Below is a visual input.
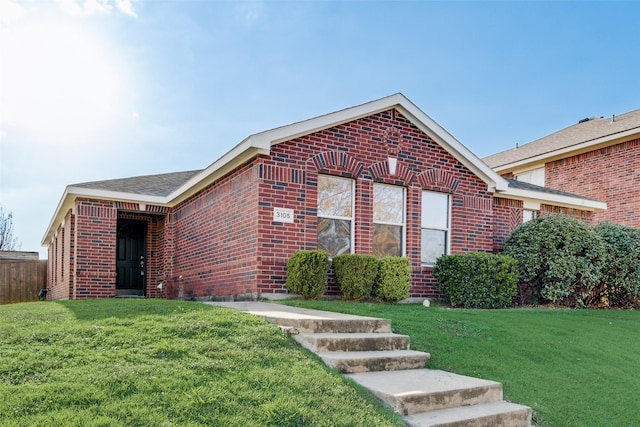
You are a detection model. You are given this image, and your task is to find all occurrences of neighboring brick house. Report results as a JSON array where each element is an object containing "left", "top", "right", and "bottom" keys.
[
  {"left": 484, "top": 108, "right": 640, "bottom": 227},
  {"left": 42, "top": 94, "right": 605, "bottom": 300}
]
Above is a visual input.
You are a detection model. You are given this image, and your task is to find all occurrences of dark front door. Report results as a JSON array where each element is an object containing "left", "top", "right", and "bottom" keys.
[{"left": 116, "top": 219, "right": 147, "bottom": 296}]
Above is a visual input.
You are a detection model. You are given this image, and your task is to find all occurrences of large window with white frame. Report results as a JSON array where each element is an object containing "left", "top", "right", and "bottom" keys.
[
  {"left": 421, "top": 191, "right": 450, "bottom": 265},
  {"left": 373, "top": 183, "right": 405, "bottom": 257},
  {"left": 317, "top": 175, "right": 354, "bottom": 257}
]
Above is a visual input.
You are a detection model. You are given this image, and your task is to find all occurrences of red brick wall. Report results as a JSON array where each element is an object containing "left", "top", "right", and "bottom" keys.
[
  {"left": 73, "top": 199, "right": 117, "bottom": 298},
  {"left": 539, "top": 204, "right": 594, "bottom": 224},
  {"left": 169, "top": 163, "right": 260, "bottom": 298},
  {"left": 50, "top": 109, "right": 610, "bottom": 301},
  {"left": 255, "top": 109, "right": 496, "bottom": 297},
  {"left": 492, "top": 197, "right": 523, "bottom": 252},
  {"left": 545, "top": 137, "right": 640, "bottom": 227},
  {"left": 48, "top": 209, "right": 75, "bottom": 300}
]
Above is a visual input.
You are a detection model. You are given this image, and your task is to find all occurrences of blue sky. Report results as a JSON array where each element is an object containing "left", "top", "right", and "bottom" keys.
[{"left": 1, "top": 0, "right": 639, "bottom": 256}]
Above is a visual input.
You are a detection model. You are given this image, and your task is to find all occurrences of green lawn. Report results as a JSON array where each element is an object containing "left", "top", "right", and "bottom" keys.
[
  {"left": 0, "top": 299, "right": 404, "bottom": 427},
  {"left": 280, "top": 299, "right": 640, "bottom": 427}
]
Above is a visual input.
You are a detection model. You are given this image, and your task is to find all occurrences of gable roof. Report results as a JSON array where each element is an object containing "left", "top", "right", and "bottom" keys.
[
  {"left": 42, "top": 94, "right": 605, "bottom": 246},
  {"left": 484, "top": 108, "right": 640, "bottom": 171},
  {"left": 166, "top": 93, "right": 510, "bottom": 204},
  {"left": 72, "top": 170, "right": 202, "bottom": 197}
]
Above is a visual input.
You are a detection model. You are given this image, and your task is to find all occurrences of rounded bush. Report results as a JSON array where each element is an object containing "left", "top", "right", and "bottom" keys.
[
  {"left": 375, "top": 257, "right": 411, "bottom": 303},
  {"left": 593, "top": 222, "right": 640, "bottom": 308},
  {"left": 285, "top": 250, "right": 330, "bottom": 299},
  {"left": 433, "top": 252, "right": 518, "bottom": 308},
  {"left": 503, "top": 214, "right": 605, "bottom": 307},
  {"left": 332, "top": 254, "right": 379, "bottom": 300}
]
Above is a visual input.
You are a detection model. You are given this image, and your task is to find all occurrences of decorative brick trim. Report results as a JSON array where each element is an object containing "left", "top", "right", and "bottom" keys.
[
  {"left": 368, "top": 160, "right": 414, "bottom": 185},
  {"left": 308, "top": 151, "right": 364, "bottom": 177},
  {"left": 462, "top": 196, "right": 492, "bottom": 211},
  {"left": 76, "top": 200, "right": 115, "bottom": 218},
  {"left": 493, "top": 197, "right": 521, "bottom": 207},
  {"left": 417, "top": 169, "right": 459, "bottom": 193},
  {"left": 259, "top": 164, "right": 304, "bottom": 184},
  {"left": 382, "top": 125, "right": 404, "bottom": 156},
  {"left": 115, "top": 202, "right": 169, "bottom": 214}
]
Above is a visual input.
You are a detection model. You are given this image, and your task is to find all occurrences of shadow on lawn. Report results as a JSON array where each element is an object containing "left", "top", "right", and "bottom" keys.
[{"left": 55, "top": 298, "right": 211, "bottom": 321}]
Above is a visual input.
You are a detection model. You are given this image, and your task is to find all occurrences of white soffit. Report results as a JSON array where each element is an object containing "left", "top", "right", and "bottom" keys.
[{"left": 500, "top": 187, "right": 607, "bottom": 211}]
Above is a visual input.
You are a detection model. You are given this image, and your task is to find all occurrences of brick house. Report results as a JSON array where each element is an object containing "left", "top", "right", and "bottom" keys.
[
  {"left": 484, "top": 108, "right": 639, "bottom": 226},
  {"left": 42, "top": 94, "right": 605, "bottom": 300}
]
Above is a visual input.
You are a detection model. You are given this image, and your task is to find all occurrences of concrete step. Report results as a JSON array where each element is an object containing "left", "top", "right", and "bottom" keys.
[
  {"left": 295, "top": 332, "right": 411, "bottom": 352},
  {"left": 404, "top": 400, "right": 532, "bottom": 427},
  {"left": 318, "top": 349, "right": 430, "bottom": 373},
  {"left": 211, "top": 302, "right": 533, "bottom": 427},
  {"left": 346, "top": 369, "right": 503, "bottom": 415},
  {"left": 211, "top": 301, "right": 392, "bottom": 333},
  {"left": 273, "top": 317, "right": 392, "bottom": 334}
]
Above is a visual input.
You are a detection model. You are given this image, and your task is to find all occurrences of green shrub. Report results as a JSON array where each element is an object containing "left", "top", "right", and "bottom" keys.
[
  {"left": 332, "top": 254, "right": 379, "bottom": 300},
  {"left": 503, "top": 214, "right": 605, "bottom": 307},
  {"left": 285, "top": 250, "right": 330, "bottom": 299},
  {"left": 433, "top": 252, "right": 518, "bottom": 308},
  {"left": 594, "top": 222, "right": 640, "bottom": 308},
  {"left": 375, "top": 257, "right": 411, "bottom": 303}
]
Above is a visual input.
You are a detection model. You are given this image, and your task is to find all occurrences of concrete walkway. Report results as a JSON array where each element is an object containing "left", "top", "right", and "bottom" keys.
[{"left": 208, "top": 301, "right": 532, "bottom": 427}]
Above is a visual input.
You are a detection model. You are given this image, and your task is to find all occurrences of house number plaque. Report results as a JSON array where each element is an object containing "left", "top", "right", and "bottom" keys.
[{"left": 273, "top": 207, "right": 294, "bottom": 223}]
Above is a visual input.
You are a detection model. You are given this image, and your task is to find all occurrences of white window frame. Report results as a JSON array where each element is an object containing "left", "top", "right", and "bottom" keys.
[
  {"left": 523, "top": 209, "right": 539, "bottom": 223},
  {"left": 317, "top": 175, "right": 355, "bottom": 256},
  {"left": 515, "top": 167, "right": 545, "bottom": 187},
  {"left": 523, "top": 201, "right": 540, "bottom": 223},
  {"left": 421, "top": 191, "right": 451, "bottom": 266},
  {"left": 373, "top": 183, "right": 406, "bottom": 257}
]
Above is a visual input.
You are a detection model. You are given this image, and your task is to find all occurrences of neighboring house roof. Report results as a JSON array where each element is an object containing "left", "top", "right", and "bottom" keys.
[
  {"left": 42, "top": 94, "right": 605, "bottom": 246},
  {"left": 483, "top": 108, "right": 640, "bottom": 171}
]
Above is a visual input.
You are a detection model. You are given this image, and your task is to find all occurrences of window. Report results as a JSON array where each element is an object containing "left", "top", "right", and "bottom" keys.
[
  {"left": 523, "top": 209, "right": 538, "bottom": 223},
  {"left": 515, "top": 167, "right": 545, "bottom": 187},
  {"left": 317, "top": 175, "right": 353, "bottom": 256},
  {"left": 373, "top": 183, "right": 405, "bottom": 257},
  {"left": 421, "top": 191, "right": 450, "bottom": 265}
]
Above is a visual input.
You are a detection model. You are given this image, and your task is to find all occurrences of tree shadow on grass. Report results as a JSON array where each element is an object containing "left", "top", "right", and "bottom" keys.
[{"left": 54, "top": 298, "right": 212, "bottom": 321}]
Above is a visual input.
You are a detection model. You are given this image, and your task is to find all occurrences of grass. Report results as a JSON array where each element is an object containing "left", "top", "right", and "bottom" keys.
[
  {"left": 0, "top": 299, "right": 405, "bottom": 427},
  {"left": 280, "top": 299, "right": 640, "bottom": 427}
]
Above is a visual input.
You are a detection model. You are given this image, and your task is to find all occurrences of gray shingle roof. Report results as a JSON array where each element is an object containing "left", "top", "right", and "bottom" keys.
[
  {"left": 483, "top": 108, "right": 640, "bottom": 168},
  {"left": 505, "top": 178, "right": 601, "bottom": 202},
  {"left": 72, "top": 170, "right": 202, "bottom": 197}
]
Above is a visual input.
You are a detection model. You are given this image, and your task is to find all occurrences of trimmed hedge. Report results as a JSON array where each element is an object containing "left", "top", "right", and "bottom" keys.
[
  {"left": 503, "top": 214, "right": 605, "bottom": 307},
  {"left": 285, "top": 250, "right": 330, "bottom": 299},
  {"left": 375, "top": 257, "right": 411, "bottom": 303},
  {"left": 593, "top": 222, "right": 640, "bottom": 308},
  {"left": 332, "top": 254, "right": 379, "bottom": 300},
  {"left": 433, "top": 252, "right": 518, "bottom": 308}
]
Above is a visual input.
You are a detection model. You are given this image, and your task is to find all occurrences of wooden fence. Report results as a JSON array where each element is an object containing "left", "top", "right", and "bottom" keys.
[{"left": 0, "top": 260, "right": 47, "bottom": 305}]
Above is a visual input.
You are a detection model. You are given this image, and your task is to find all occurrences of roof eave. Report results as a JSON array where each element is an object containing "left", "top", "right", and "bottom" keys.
[
  {"left": 247, "top": 93, "right": 509, "bottom": 192},
  {"left": 252, "top": 93, "right": 410, "bottom": 147},
  {"left": 493, "top": 127, "right": 640, "bottom": 173},
  {"left": 42, "top": 187, "right": 171, "bottom": 246},
  {"left": 497, "top": 187, "right": 607, "bottom": 211},
  {"left": 394, "top": 98, "right": 509, "bottom": 192},
  {"left": 167, "top": 143, "right": 269, "bottom": 205}
]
